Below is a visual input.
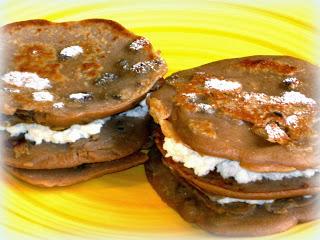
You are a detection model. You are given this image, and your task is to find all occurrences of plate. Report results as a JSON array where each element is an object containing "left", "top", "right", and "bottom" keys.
[{"left": 1, "top": 0, "right": 319, "bottom": 239}]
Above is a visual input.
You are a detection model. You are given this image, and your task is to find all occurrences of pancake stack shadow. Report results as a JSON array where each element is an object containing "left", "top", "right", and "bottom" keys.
[{"left": 0, "top": 19, "right": 167, "bottom": 187}]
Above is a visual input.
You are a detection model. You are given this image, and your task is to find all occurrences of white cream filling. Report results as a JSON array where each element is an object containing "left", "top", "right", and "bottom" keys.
[
  {"left": 208, "top": 195, "right": 313, "bottom": 205},
  {"left": 208, "top": 196, "right": 274, "bottom": 205},
  {"left": 4, "top": 118, "right": 109, "bottom": 145},
  {"left": 1, "top": 100, "right": 148, "bottom": 145},
  {"left": 163, "top": 137, "right": 320, "bottom": 184}
]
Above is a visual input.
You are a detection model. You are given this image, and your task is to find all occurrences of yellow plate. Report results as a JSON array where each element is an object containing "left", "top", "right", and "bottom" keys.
[{"left": 1, "top": 0, "right": 319, "bottom": 239}]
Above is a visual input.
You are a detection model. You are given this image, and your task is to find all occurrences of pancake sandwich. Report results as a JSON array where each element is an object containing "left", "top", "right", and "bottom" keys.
[
  {"left": 146, "top": 55, "right": 320, "bottom": 236},
  {"left": 0, "top": 19, "right": 167, "bottom": 187}
]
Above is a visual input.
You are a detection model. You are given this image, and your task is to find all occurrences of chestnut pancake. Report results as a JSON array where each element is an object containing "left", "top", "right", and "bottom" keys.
[
  {"left": 7, "top": 152, "right": 147, "bottom": 187},
  {"left": 149, "top": 55, "right": 319, "bottom": 172},
  {"left": 1, "top": 93, "right": 151, "bottom": 186},
  {"left": 145, "top": 147, "right": 319, "bottom": 237},
  {"left": 155, "top": 133, "right": 320, "bottom": 200},
  {"left": 0, "top": 19, "right": 167, "bottom": 128},
  {"left": 147, "top": 55, "right": 320, "bottom": 236},
  {"left": 3, "top": 114, "right": 149, "bottom": 169}
]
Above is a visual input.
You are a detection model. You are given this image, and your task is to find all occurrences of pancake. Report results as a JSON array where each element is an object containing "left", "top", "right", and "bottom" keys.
[
  {"left": 145, "top": 147, "right": 319, "bottom": 237},
  {"left": 3, "top": 113, "right": 149, "bottom": 169},
  {"left": 0, "top": 19, "right": 167, "bottom": 128},
  {"left": 149, "top": 55, "right": 320, "bottom": 172},
  {"left": 164, "top": 156, "right": 320, "bottom": 200},
  {"left": 147, "top": 55, "right": 320, "bottom": 236},
  {"left": 154, "top": 133, "right": 320, "bottom": 199},
  {"left": 7, "top": 152, "right": 147, "bottom": 187}
]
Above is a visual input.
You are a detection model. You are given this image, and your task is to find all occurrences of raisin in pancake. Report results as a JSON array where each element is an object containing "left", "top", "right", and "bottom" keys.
[
  {"left": 3, "top": 114, "right": 149, "bottom": 169},
  {"left": 7, "top": 152, "right": 147, "bottom": 187},
  {"left": 149, "top": 55, "right": 320, "bottom": 172},
  {"left": 154, "top": 133, "right": 320, "bottom": 200},
  {"left": 0, "top": 19, "right": 167, "bottom": 128},
  {"left": 145, "top": 147, "right": 319, "bottom": 237}
]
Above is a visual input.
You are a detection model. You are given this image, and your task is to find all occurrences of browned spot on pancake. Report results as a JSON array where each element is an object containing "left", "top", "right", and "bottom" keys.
[
  {"left": 239, "top": 59, "right": 297, "bottom": 75},
  {"left": 7, "top": 151, "right": 148, "bottom": 187},
  {"left": 145, "top": 147, "right": 319, "bottom": 237},
  {"left": 13, "top": 43, "right": 65, "bottom": 82},
  {"left": 188, "top": 119, "right": 216, "bottom": 138},
  {"left": 80, "top": 61, "right": 103, "bottom": 79}
]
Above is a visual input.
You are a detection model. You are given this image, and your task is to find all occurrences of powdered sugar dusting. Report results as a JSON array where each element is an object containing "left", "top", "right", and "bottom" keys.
[
  {"left": 243, "top": 91, "right": 316, "bottom": 106},
  {"left": 286, "top": 115, "right": 299, "bottom": 128},
  {"left": 53, "top": 102, "right": 64, "bottom": 109},
  {"left": 283, "top": 77, "right": 298, "bottom": 85},
  {"left": 131, "top": 58, "right": 163, "bottom": 74},
  {"left": 129, "top": 38, "right": 150, "bottom": 51},
  {"left": 69, "top": 93, "right": 91, "bottom": 101},
  {"left": 265, "top": 123, "right": 287, "bottom": 142},
  {"left": 243, "top": 92, "right": 269, "bottom": 103},
  {"left": 1, "top": 71, "right": 51, "bottom": 90},
  {"left": 197, "top": 103, "right": 215, "bottom": 114},
  {"left": 60, "top": 46, "right": 83, "bottom": 58},
  {"left": 33, "top": 91, "right": 54, "bottom": 102},
  {"left": 204, "top": 78, "right": 241, "bottom": 92},
  {"left": 2, "top": 87, "right": 20, "bottom": 93},
  {"left": 182, "top": 93, "right": 198, "bottom": 103},
  {"left": 281, "top": 91, "right": 316, "bottom": 105}
]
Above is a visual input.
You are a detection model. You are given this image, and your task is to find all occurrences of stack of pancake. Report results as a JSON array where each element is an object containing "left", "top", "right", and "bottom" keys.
[
  {"left": 146, "top": 56, "right": 320, "bottom": 236},
  {"left": 0, "top": 19, "right": 167, "bottom": 187}
]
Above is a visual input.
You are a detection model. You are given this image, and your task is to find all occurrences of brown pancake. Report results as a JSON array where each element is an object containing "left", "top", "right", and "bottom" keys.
[
  {"left": 148, "top": 55, "right": 320, "bottom": 172},
  {"left": 155, "top": 134, "right": 320, "bottom": 199},
  {"left": 6, "top": 152, "right": 147, "bottom": 187},
  {"left": 0, "top": 19, "right": 167, "bottom": 128},
  {"left": 4, "top": 114, "right": 149, "bottom": 169},
  {"left": 145, "top": 147, "right": 319, "bottom": 237}
]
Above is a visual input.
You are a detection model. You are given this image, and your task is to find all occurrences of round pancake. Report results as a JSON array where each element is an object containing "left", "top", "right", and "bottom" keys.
[
  {"left": 154, "top": 135, "right": 320, "bottom": 199},
  {"left": 4, "top": 114, "right": 149, "bottom": 169},
  {"left": 145, "top": 147, "right": 319, "bottom": 237},
  {"left": 6, "top": 152, "right": 147, "bottom": 187},
  {"left": 148, "top": 55, "right": 320, "bottom": 172},
  {"left": 0, "top": 19, "right": 167, "bottom": 128},
  {"left": 164, "top": 157, "right": 320, "bottom": 200}
]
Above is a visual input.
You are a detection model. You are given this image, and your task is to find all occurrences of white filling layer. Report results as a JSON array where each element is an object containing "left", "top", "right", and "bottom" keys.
[
  {"left": 119, "top": 99, "right": 148, "bottom": 118},
  {"left": 1, "top": 100, "right": 148, "bottom": 145},
  {"left": 208, "top": 196, "right": 274, "bottom": 205},
  {"left": 163, "top": 137, "right": 319, "bottom": 184},
  {"left": 209, "top": 195, "right": 313, "bottom": 205},
  {"left": 4, "top": 118, "right": 109, "bottom": 145}
]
